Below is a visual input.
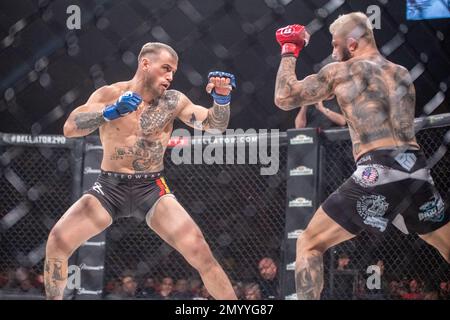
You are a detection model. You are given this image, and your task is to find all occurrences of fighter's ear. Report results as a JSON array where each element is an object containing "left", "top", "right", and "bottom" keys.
[
  {"left": 347, "top": 37, "right": 358, "bottom": 52},
  {"left": 140, "top": 56, "right": 151, "bottom": 70}
]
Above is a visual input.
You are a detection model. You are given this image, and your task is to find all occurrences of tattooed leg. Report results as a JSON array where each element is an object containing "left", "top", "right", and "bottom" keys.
[
  {"left": 295, "top": 252, "right": 324, "bottom": 300},
  {"left": 44, "top": 257, "right": 68, "bottom": 300}
]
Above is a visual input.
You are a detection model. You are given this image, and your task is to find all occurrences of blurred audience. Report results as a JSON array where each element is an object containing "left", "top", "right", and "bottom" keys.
[
  {"left": 256, "top": 257, "right": 280, "bottom": 299},
  {"left": 172, "top": 278, "right": 194, "bottom": 299},
  {"left": 244, "top": 282, "right": 262, "bottom": 300},
  {"left": 155, "top": 276, "right": 175, "bottom": 300}
]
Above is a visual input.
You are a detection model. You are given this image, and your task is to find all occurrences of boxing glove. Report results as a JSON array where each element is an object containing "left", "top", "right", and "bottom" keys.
[
  {"left": 276, "top": 24, "right": 308, "bottom": 58},
  {"left": 207, "top": 71, "right": 236, "bottom": 105},
  {"left": 103, "top": 91, "right": 142, "bottom": 121}
]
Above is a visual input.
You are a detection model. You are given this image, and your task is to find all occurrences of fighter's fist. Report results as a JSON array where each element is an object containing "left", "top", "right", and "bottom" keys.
[
  {"left": 276, "top": 24, "right": 309, "bottom": 58},
  {"left": 103, "top": 91, "right": 142, "bottom": 121},
  {"left": 206, "top": 71, "right": 236, "bottom": 105}
]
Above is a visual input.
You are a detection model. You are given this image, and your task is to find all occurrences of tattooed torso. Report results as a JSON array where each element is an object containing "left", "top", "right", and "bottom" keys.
[
  {"left": 100, "top": 87, "right": 180, "bottom": 173},
  {"left": 334, "top": 55, "right": 419, "bottom": 159}
]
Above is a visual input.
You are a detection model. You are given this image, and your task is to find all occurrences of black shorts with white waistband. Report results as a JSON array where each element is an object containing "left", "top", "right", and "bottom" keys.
[
  {"left": 85, "top": 170, "right": 175, "bottom": 222},
  {"left": 322, "top": 148, "right": 449, "bottom": 235}
]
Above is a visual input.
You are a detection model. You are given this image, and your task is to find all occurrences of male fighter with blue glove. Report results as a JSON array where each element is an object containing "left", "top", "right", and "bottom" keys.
[{"left": 45, "top": 42, "right": 237, "bottom": 300}]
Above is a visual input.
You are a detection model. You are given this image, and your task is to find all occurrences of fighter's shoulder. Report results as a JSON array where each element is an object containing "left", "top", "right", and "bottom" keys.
[
  {"left": 160, "top": 89, "right": 184, "bottom": 109},
  {"left": 317, "top": 62, "right": 348, "bottom": 77},
  {"left": 317, "top": 62, "right": 347, "bottom": 85},
  {"left": 90, "top": 83, "right": 124, "bottom": 102},
  {"left": 392, "top": 63, "right": 410, "bottom": 77},
  {"left": 163, "top": 89, "right": 183, "bottom": 99},
  {"left": 390, "top": 63, "right": 412, "bottom": 85}
]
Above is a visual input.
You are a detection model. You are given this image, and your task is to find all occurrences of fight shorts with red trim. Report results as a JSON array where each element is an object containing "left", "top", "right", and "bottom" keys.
[{"left": 85, "top": 170, "right": 175, "bottom": 222}]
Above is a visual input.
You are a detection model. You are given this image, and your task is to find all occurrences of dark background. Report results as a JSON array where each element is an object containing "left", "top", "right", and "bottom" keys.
[{"left": 0, "top": 0, "right": 449, "bottom": 135}]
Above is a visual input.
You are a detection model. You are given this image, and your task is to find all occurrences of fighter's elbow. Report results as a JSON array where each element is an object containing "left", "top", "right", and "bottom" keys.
[
  {"left": 63, "top": 121, "right": 78, "bottom": 138},
  {"left": 63, "top": 122, "right": 72, "bottom": 137},
  {"left": 274, "top": 96, "right": 296, "bottom": 111},
  {"left": 337, "top": 117, "right": 347, "bottom": 127},
  {"left": 274, "top": 96, "right": 287, "bottom": 110}
]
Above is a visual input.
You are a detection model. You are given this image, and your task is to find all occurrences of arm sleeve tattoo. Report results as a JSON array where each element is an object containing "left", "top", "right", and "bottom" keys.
[
  {"left": 74, "top": 112, "right": 106, "bottom": 132},
  {"left": 189, "top": 102, "right": 230, "bottom": 132}
]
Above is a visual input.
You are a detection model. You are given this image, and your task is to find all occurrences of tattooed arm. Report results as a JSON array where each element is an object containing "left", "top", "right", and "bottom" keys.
[
  {"left": 274, "top": 57, "right": 338, "bottom": 110},
  {"left": 177, "top": 92, "right": 230, "bottom": 133},
  {"left": 392, "top": 66, "right": 416, "bottom": 142},
  {"left": 63, "top": 85, "right": 119, "bottom": 137}
]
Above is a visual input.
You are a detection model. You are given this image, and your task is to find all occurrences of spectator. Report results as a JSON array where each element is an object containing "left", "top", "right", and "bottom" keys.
[
  {"left": 333, "top": 253, "right": 357, "bottom": 299},
  {"left": 172, "top": 278, "right": 194, "bottom": 299},
  {"left": 388, "top": 280, "right": 402, "bottom": 299},
  {"left": 156, "top": 276, "right": 175, "bottom": 300},
  {"left": 295, "top": 98, "right": 346, "bottom": 129},
  {"left": 336, "top": 253, "right": 351, "bottom": 271},
  {"left": 16, "top": 278, "right": 41, "bottom": 295},
  {"left": 401, "top": 279, "right": 424, "bottom": 300},
  {"left": 137, "top": 276, "right": 159, "bottom": 299},
  {"left": 104, "top": 278, "right": 124, "bottom": 300},
  {"left": 438, "top": 281, "right": 449, "bottom": 300},
  {"left": 32, "top": 273, "right": 45, "bottom": 294},
  {"left": 256, "top": 257, "right": 280, "bottom": 299},
  {"left": 120, "top": 275, "right": 138, "bottom": 299},
  {"left": 189, "top": 277, "right": 202, "bottom": 297},
  {"left": 193, "top": 284, "right": 212, "bottom": 300},
  {"left": 244, "top": 283, "right": 262, "bottom": 300}
]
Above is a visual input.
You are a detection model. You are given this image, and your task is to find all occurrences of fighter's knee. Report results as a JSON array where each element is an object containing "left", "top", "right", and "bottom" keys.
[
  {"left": 296, "top": 231, "right": 325, "bottom": 255},
  {"left": 190, "top": 237, "right": 212, "bottom": 259},
  {"left": 183, "top": 235, "right": 216, "bottom": 270},
  {"left": 46, "top": 227, "right": 71, "bottom": 257}
]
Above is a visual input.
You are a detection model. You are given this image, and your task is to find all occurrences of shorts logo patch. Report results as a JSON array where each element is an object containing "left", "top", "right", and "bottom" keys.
[
  {"left": 361, "top": 167, "right": 379, "bottom": 184},
  {"left": 356, "top": 194, "right": 389, "bottom": 232},
  {"left": 394, "top": 153, "right": 417, "bottom": 171},
  {"left": 352, "top": 166, "right": 381, "bottom": 187},
  {"left": 418, "top": 193, "right": 445, "bottom": 222},
  {"left": 92, "top": 182, "right": 104, "bottom": 195}
]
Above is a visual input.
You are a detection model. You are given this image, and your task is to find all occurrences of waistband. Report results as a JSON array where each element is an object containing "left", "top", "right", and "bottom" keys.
[
  {"left": 100, "top": 170, "right": 163, "bottom": 180},
  {"left": 356, "top": 147, "right": 425, "bottom": 167}
]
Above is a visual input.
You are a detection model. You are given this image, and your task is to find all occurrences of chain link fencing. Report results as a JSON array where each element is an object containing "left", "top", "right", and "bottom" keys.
[{"left": 0, "top": 137, "right": 81, "bottom": 299}]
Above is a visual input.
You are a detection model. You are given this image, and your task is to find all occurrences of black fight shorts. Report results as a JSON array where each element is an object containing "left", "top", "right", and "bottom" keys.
[
  {"left": 322, "top": 149, "right": 449, "bottom": 235},
  {"left": 85, "top": 170, "right": 176, "bottom": 223}
]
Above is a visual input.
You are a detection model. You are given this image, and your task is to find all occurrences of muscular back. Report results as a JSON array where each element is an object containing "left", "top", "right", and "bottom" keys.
[
  {"left": 274, "top": 54, "right": 419, "bottom": 160},
  {"left": 334, "top": 55, "right": 418, "bottom": 158}
]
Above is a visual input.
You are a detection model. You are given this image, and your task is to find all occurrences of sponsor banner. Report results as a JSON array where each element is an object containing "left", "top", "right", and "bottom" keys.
[{"left": 2, "top": 134, "right": 67, "bottom": 145}]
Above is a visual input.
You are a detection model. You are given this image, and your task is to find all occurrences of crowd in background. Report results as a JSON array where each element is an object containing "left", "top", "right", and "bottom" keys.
[{"left": 1, "top": 256, "right": 448, "bottom": 300}]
